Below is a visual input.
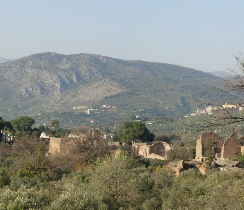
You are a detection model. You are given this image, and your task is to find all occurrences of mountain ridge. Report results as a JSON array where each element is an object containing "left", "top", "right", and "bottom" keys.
[
  {"left": 209, "top": 71, "right": 232, "bottom": 78},
  {"left": 0, "top": 52, "right": 231, "bottom": 120},
  {"left": 0, "top": 57, "right": 14, "bottom": 63}
]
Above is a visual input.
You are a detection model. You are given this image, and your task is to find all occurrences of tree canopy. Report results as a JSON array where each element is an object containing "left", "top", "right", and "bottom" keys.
[
  {"left": 50, "top": 119, "right": 60, "bottom": 129},
  {"left": 11, "top": 116, "right": 35, "bottom": 132},
  {"left": 154, "top": 133, "right": 171, "bottom": 144},
  {"left": 115, "top": 121, "right": 155, "bottom": 144},
  {"left": 0, "top": 117, "right": 3, "bottom": 130},
  {"left": 11, "top": 116, "right": 35, "bottom": 138}
]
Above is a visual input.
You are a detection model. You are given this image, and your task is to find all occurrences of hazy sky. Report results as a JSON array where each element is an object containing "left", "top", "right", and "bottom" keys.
[{"left": 1, "top": 0, "right": 244, "bottom": 72}]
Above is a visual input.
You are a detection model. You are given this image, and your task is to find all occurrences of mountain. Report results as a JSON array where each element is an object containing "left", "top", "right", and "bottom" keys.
[
  {"left": 0, "top": 52, "right": 233, "bottom": 122},
  {"left": 209, "top": 71, "right": 232, "bottom": 79},
  {"left": 0, "top": 57, "right": 14, "bottom": 63}
]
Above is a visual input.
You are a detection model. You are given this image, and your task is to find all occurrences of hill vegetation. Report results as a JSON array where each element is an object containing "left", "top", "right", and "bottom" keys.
[
  {"left": 1, "top": 53, "right": 244, "bottom": 209},
  {"left": 0, "top": 132, "right": 243, "bottom": 209},
  {"left": 0, "top": 52, "right": 234, "bottom": 125},
  {"left": 0, "top": 97, "right": 243, "bottom": 209}
]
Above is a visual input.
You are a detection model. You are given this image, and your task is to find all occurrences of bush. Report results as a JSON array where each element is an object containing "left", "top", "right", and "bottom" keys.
[
  {"left": 0, "top": 169, "right": 10, "bottom": 188},
  {"left": 0, "top": 185, "right": 51, "bottom": 209},
  {"left": 166, "top": 147, "right": 192, "bottom": 161}
]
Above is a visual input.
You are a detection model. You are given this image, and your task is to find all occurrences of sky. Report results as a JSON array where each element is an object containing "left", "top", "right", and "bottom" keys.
[{"left": 1, "top": 0, "right": 244, "bottom": 72}]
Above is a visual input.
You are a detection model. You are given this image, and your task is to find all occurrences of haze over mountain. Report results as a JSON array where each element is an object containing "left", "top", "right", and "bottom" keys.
[
  {"left": 209, "top": 71, "right": 232, "bottom": 79},
  {"left": 0, "top": 57, "right": 14, "bottom": 63},
  {"left": 0, "top": 52, "right": 233, "bottom": 120}
]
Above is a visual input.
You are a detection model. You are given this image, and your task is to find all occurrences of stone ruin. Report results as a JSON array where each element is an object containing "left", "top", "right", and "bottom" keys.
[
  {"left": 44, "top": 128, "right": 171, "bottom": 160},
  {"left": 46, "top": 137, "right": 62, "bottom": 156},
  {"left": 132, "top": 141, "right": 171, "bottom": 160},
  {"left": 45, "top": 128, "right": 105, "bottom": 156},
  {"left": 195, "top": 132, "right": 244, "bottom": 162}
]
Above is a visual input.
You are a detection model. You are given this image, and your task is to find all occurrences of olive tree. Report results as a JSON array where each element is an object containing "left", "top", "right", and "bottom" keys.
[{"left": 88, "top": 155, "right": 151, "bottom": 209}]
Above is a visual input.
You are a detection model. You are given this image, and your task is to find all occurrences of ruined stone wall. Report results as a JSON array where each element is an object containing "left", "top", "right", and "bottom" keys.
[
  {"left": 135, "top": 143, "right": 150, "bottom": 157},
  {"left": 151, "top": 142, "right": 166, "bottom": 156},
  {"left": 195, "top": 133, "right": 224, "bottom": 161},
  {"left": 201, "top": 133, "right": 224, "bottom": 157},
  {"left": 196, "top": 132, "right": 244, "bottom": 162},
  {"left": 222, "top": 133, "right": 239, "bottom": 159},
  {"left": 131, "top": 141, "right": 170, "bottom": 160},
  {"left": 47, "top": 137, "right": 62, "bottom": 155},
  {"left": 131, "top": 143, "right": 140, "bottom": 156},
  {"left": 195, "top": 138, "right": 204, "bottom": 162}
]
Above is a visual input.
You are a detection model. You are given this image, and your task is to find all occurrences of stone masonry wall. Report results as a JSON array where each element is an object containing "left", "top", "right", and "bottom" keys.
[
  {"left": 196, "top": 132, "right": 244, "bottom": 162},
  {"left": 222, "top": 133, "right": 239, "bottom": 159},
  {"left": 195, "top": 138, "right": 204, "bottom": 162},
  {"left": 132, "top": 141, "right": 171, "bottom": 160},
  {"left": 47, "top": 137, "right": 62, "bottom": 155}
]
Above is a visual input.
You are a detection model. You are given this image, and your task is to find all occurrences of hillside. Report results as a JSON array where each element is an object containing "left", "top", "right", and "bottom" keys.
[
  {"left": 0, "top": 57, "right": 14, "bottom": 63},
  {"left": 209, "top": 71, "right": 232, "bottom": 78},
  {"left": 0, "top": 52, "right": 233, "bottom": 122}
]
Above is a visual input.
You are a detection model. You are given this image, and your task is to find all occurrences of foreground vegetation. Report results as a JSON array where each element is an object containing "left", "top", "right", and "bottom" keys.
[
  {"left": 0, "top": 135, "right": 241, "bottom": 209},
  {"left": 1, "top": 115, "right": 244, "bottom": 209},
  {"left": 0, "top": 149, "right": 244, "bottom": 209}
]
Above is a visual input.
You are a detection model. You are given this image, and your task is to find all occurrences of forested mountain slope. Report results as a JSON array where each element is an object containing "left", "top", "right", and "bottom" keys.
[{"left": 0, "top": 52, "right": 232, "bottom": 120}]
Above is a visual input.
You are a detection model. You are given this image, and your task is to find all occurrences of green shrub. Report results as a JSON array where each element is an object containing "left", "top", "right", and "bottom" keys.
[{"left": 0, "top": 185, "right": 51, "bottom": 209}]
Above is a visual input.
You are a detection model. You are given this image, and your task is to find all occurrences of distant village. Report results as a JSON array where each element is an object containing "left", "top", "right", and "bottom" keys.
[{"left": 185, "top": 101, "right": 244, "bottom": 117}]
